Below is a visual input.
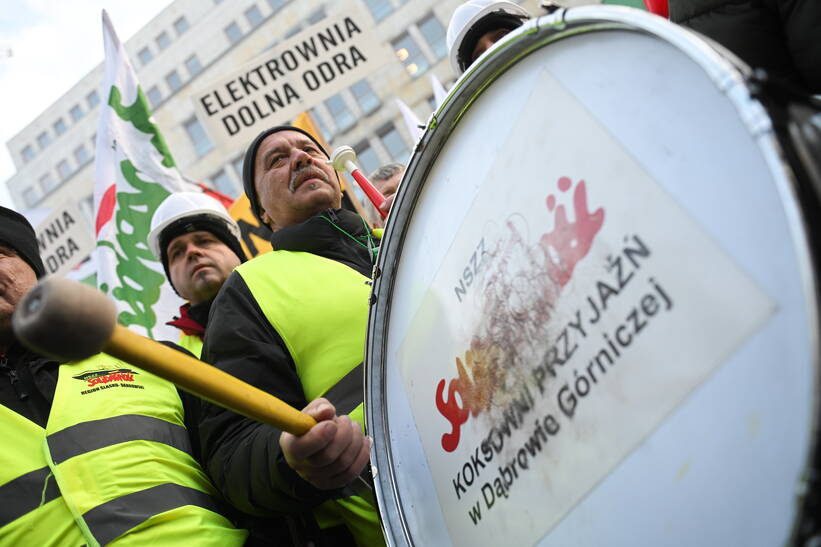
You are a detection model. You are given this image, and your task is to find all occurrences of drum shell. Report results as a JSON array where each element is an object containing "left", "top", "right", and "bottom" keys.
[{"left": 366, "top": 7, "right": 820, "bottom": 546}]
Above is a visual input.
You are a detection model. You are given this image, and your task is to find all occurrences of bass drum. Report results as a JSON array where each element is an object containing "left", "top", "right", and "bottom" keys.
[{"left": 365, "top": 6, "right": 819, "bottom": 547}]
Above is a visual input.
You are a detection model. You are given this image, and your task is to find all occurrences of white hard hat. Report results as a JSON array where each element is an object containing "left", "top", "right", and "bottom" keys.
[
  {"left": 446, "top": 0, "right": 529, "bottom": 76},
  {"left": 147, "top": 191, "right": 241, "bottom": 260}
]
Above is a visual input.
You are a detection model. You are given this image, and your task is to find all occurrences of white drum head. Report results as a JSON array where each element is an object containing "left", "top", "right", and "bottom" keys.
[{"left": 366, "top": 7, "right": 818, "bottom": 546}]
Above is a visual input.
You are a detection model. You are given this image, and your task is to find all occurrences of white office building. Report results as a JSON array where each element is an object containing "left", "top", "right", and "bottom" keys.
[{"left": 3, "top": 0, "right": 588, "bottom": 220}]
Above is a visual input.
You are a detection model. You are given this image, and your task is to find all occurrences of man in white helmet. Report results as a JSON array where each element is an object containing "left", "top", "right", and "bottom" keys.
[
  {"left": 446, "top": 0, "right": 530, "bottom": 76},
  {"left": 148, "top": 192, "right": 247, "bottom": 358}
]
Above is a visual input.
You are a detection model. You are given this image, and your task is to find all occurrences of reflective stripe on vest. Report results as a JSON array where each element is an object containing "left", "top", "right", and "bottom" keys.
[
  {"left": 1, "top": 391, "right": 86, "bottom": 545},
  {"left": 82, "top": 483, "right": 218, "bottom": 546},
  {"left": 45, "top": 354, "right": 246, "bottom": 547},
  {"left": 0, "top": 466, "right": 61, "bottom": 526},
  {"left": 237, "top": 250, "right": 385, "bottom": 547},
  {"left": 177, "top": 332, "right": 204, "bottom": 359},
  {"left": 46, "top": 414, "right": 190, "bottom": 464}
]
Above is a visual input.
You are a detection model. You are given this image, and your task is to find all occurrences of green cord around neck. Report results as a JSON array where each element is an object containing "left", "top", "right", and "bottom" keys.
[{"left": 319, "top": 214, "right": 378, "bottom": 262}]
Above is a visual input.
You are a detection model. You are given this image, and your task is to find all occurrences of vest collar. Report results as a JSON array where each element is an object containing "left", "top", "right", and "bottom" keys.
[{"left": 269, "top": 209, "right": 374, "bottom": 278}]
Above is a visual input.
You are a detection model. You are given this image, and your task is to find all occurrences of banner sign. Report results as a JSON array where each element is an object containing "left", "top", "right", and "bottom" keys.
[
  {"left": 35, "top": 202, "right": 95, "bottom": 276},
  {"left": 396, "top": 70, "right": 775, "bottom": 545},
  {"left": 94, "top": 11, "right": 196, "bottom": 340},
  {"left": 192, "top": 9, "right": 395, "bottom": 149}
]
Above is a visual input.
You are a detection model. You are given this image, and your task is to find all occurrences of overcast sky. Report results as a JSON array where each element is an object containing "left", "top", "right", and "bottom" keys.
[{"left": 0, "top": 0, "right": 174, "bottom": 208}]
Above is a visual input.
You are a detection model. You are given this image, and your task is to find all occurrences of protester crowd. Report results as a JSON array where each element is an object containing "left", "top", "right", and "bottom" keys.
[{"left": 2, "top": 0, "right": 820, "bottom": 545}]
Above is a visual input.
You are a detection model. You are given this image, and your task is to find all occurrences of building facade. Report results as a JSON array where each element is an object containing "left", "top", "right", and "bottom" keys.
[{"left": 4, "top": 0, "right": 593, "bottom": 220}]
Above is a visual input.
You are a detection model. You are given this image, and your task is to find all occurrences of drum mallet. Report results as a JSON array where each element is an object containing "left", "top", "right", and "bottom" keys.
[
  {"left": 12, "top": 277, "right": 317, "bottom": 436},
  {"left": 328, "top": 146, "right": 388, "bottom": 219}
]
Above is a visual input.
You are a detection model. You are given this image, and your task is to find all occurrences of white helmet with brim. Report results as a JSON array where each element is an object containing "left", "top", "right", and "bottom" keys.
[
  {"left": 147, "top": 191, "right": 241, "bottom": 261},
  {"left": 446, "top": 0, "right": 530, "bottom": 76}
]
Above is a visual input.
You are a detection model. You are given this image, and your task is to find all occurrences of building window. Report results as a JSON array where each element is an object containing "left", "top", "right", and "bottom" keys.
[
  {"left": 156, "top": 31, "right": 172, "bottom": 50},
  {"left": 309, "top": 108, "right": 332, "bottom": 142},
  {"left": 350, "top": 79, "right": 379, "bottom": 115},
  {"left": 138, "top": 46, "right": 153, "bottom": 66},
  {"left": 57, "top": 159, "right": 73, "bottom": 180},
  {"left": 73, "top": 144, "right": 90, "bottom": 165},
  {"left": 307, "top": 7, "right": 326, "bottom": 24},
  {"left": 354, "top": 140, "right": 380, "bottom": 176},
  {"left": 211, "top": 169, "right": 239, "bottom": 198},
  {"left": 418, "top": 13, "right": 447, "bottom": 60},
  {"left": 36, "top": 131, "right": 50, "bottom": 150},
  {"left": 23, "top": 187, "right": 39, "bottom": 208},
  {"left": 165, "top": 70, "right": 183, "bottom": 92},
  {"left": 53, "top": 118, "right": 67, "bottom": 136},
  {"left": 21, "top": 145, "right": 35, "bottom": 163},
  {"left": 185, "top": 54, "right": 203, "bottom": 77},
  {"left": 174, "top": 16, "right": 190, "bottom": 36},
  {"left": 224, "top": 22, "right": 243, "bottom": 44},
  {"left": 244, "top": 5, "right": 264, "bottom": 27},
  {"left": 184, "top": 117, "right": 214, "bottom": 157},
  {"left": 392, "top": 33, "right": 429, "bottom": 77},
  {"left": 364, "top": 0, "right": 394, "bottom": 21},
  {"left": 284, "top": 23, "right": 303, "bottom": 39},
  {"left": 267, "top": 0, "right": 286, "bottom": 11},
  {"left": 39, "top": 173, "right": 57, "bottom": 193},
  {"left": 86, "top": 90, "right": 100, "bottom": 109},
  {"left": 146, "top": 86, "right": 163, "bottom": 108},
  {"left": 378, "top": 123, "right": 409, "bottom": 163},
  {"left": 79, "top": 195, "right": 95, "bottom": 224},
  {"left": 231, "top": 156, "right": 244, "bottom": 179},
  {"left": 70, "top": 104, "right": 84, "bottom": 122},
  {"left": 324, "top": 94, "right": 355, "bottom": 134}
]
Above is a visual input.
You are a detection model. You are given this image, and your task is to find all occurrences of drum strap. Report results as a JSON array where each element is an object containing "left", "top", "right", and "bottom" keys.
[{"left": 321, "top": 362, "right": 364, "bottom": 416}]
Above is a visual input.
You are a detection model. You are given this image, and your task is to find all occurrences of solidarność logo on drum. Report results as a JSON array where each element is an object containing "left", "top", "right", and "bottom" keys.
[{"left": 435, "top": 176, "right": 606, "bottom": 453}]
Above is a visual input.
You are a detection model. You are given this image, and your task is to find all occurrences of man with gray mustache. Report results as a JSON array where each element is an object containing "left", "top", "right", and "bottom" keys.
[{"left": 198, "top": 125, "right": 385, "bottom": 546}]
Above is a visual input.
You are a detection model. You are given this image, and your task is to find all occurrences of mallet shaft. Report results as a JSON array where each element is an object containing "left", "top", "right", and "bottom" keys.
[
  {"left": 105, "top": 324, "right": 316, "bottom": 435},
  {"left": 347, "top": 164, "right": 388, "bottom": 219}
]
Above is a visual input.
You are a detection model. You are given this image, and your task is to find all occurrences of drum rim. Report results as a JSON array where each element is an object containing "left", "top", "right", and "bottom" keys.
[{"left": 365, "top": 6, "right": 820, "bottom": 545}]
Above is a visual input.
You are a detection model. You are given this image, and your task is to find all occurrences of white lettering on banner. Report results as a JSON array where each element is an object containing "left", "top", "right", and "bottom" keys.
[
  {"left": 396, "top": 69, "right": 776, "bottom": 545},
  {"left": 35, "top": 202, "right": 95, "bottom": 276},
  {"left": 192, "top": 10, "right": 394, "bottom": 149}
]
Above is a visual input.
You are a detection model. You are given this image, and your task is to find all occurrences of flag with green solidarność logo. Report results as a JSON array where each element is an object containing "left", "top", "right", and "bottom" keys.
[{"left": 93, "top": 10, "right": 198, "bottom": 340}]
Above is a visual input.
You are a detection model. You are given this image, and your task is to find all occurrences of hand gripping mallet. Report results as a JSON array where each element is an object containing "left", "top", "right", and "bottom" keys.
[
  {"left": 328, "top": 145, "right": 388, "bottom": 219},
  {"left": 12, "top": 277, "right": 317, "bottom": 436}
]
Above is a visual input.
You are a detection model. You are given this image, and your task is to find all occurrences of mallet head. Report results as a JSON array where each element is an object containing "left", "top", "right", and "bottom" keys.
[
  {"left": 328, "top": 145, "right": 358, "bottom": 173},
  {"left": 12, "top": 277, "right": 117, "bottom": 361}
]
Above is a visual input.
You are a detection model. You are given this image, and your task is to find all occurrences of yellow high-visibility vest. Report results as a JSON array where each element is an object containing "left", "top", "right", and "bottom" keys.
[
  {"left": 177, "top": 332, "right": 204, "bottom": 359},
  {"left": 237, "top": 249, "right": 384, "bottom": 547},
  {"left": 0, "top": 353, "right": 247, "bottom": 547}
]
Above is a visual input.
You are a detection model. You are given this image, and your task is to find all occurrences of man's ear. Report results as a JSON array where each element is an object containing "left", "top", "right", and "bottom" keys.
[{"left": 261, "top": 210, "right": 277, "bottom": 231}]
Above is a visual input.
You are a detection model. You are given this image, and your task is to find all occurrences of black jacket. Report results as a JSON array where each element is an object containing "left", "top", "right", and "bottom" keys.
[
  {"left": 0, "top": 344, "right": 59, "bottom": 428},
  {"left": 669, "top": 0, "right": 821, "bottom": 93},
  {"left": 198, "top": 209, "right": 374, "bottom": 544}
]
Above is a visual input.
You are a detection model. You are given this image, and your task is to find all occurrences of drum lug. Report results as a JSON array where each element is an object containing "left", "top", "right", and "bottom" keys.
[{"left": 372, "top": 265, "right": 381, "bottom": 279}]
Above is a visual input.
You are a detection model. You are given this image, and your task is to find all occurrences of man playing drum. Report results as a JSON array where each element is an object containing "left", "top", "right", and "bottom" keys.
[{"left": 198, "top": 125, "right": 385, "bottom": 546}]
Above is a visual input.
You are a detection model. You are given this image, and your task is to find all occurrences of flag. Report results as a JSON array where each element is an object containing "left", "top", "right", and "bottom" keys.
[
  {"left": 430, "top": 73, "right": 447, "bottom": 109},
  {"left": 93, "top": 11, "right": 197, "bottom": 340},
  {"left": 394, "top": 97, "right": 424, "bottom": 142}
]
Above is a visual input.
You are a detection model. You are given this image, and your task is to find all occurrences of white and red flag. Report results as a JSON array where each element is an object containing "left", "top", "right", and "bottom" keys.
[{"left": 93, "top": 11, "right": 197, "bottom": 339}]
